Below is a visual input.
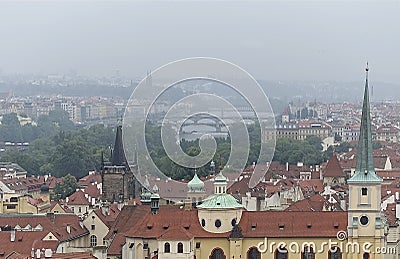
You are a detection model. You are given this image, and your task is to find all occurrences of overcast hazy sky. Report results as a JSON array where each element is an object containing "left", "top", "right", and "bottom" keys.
[{"left": 0, "top": 1, "right": 399, "bottom": 83}]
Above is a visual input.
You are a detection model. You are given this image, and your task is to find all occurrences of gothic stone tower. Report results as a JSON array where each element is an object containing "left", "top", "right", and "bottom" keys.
[
  {"left": 347, "top": 65, "right": 385, "bottom": 259},
  {"left": 101, "top": 125, "right": 136, "bottom": 203}
]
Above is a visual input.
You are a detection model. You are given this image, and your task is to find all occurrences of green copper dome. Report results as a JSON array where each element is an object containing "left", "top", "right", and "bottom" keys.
[
  {"left": 188, "top": 173, "right": 204, "bottom": 192},
  {"left": 197, "top": 194, "right": 243, "bottom": 209}
]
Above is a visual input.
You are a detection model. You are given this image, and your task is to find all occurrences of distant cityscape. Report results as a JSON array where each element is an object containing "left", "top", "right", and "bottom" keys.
[{"left": 0, "top": 67, "right": 400, "bottom": 259}]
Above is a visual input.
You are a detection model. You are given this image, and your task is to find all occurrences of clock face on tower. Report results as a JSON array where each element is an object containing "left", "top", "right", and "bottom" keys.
[{"left": 360, "top": 215, "right": 369, "bottom": 226}]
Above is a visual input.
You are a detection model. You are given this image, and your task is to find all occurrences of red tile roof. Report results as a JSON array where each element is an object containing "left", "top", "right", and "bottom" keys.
[
  {"left": 285, "top": 194, "right": 343, "bottom": 212},
  {"left": 125, "top": 206, "right": 347, "bottom": 239},
  {"left": 0, "top": 213, "right": 88, "bottom": 258},
  {"left": 66, "top": 190, "right": 90, "bottom": 205},
  {"left": 323, "top": 154, "right": 345, "bottom": 177},
  {"left": 383, "top": 203, "right": 398, "bottom": 227},
  {"left": 377, "top": 170, "right": 400, "bottom": 181},
  {"left": 52, "top": 252, "right": 97, "bottom": 258},
  {"left": 0, "top": 231, "right": 58, "bottom": 258},
  {"left": 49, "top": 201, "right": 70, "bottom": 213},
  {"left": 285, "top": 194, "right": 326, "bottom": 211},
  {"left": 298, "top": 179, "right": 324, "bottom": 194},
  {"left": 157, "top": 226, "right": 194, "bottom": 241},
  {"left": 84, "top": 184, "right": 101, "bottom": 200},
  {"left": 93, "top": 204, "right": 120, "bottom": 228},
  {"left": 105, "top": 205, "right": 149, "bottom": 255},
  {"left": 240, "top": 211, "right": 347, "bottom": 237},
  {"left": 44, "top": 176, "right": 63, "bottom": 189},
  {"left": 78, "top": 172, "right": 102, "bottom": 187}
]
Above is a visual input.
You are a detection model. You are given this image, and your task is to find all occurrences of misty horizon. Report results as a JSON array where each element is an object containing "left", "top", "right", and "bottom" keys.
[{"left": 0, "top": 1, "right": 399, "bottom": 84}]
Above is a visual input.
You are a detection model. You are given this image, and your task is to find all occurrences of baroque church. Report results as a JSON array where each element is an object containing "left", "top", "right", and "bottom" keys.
[{"left": 100, "top": 66, "right": 393, "bottom": 259}]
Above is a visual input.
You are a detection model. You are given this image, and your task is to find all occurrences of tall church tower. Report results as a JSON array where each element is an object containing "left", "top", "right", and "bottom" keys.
[
  {"left": 101, "top": 125, "right": 137, "bottom": 203},
  {"left": 347, "top": 64, "right": 385, "bottom": 259}
]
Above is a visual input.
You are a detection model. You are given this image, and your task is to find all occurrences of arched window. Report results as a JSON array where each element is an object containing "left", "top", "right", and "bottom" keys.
[
  {"left": 210, "top": 248, "right": 226, "bottom": 259},
  {"left": 329, "top": 247, "right": 341, "bottom": 259},
  {"left": 302, "top": 246, "right": 315, "bottom": 259},
  {"left": 363, "top": 253, "right": 370, "bottom": 259},
  {"left": 275, "top": 247, "right": 288, "bottom": 259},
  {"left": 90, "top": 235, "right": 97, "bottom": 247},
  {"left": 177, "top": 242, "right": 183, "bottom": 253},
  {"left": 247, "top": 247, "right": 261, "bottom": 259},
  {"left": 164, "top": 242, "right": 170, "bottom": 253}
]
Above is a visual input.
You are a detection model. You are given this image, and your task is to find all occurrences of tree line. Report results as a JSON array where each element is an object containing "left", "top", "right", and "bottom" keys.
[{"left": 1, "top": 112, "right": 330, "bottom": 181}]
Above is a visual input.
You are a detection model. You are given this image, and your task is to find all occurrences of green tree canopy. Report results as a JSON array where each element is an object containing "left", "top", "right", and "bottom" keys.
[{"left": 51, "top": 174, "right": 80, "bottom": 201}]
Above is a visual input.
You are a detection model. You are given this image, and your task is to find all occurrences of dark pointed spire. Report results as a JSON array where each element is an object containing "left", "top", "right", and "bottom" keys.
[
  {"left": 348, "top": 63, "right": 382, "bottom": 183},
  {"left": 133, "top": 145, "right": 138, "bottom": 165},
  {"left": 101, "top": 151, "right": 104, "bottom": 169},
  {"left": 112, "top": 125, "right": 127, "bottom": 166}
]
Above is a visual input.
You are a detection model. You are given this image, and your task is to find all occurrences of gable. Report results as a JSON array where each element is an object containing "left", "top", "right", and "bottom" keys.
[{"left": 43, "top": 231, "right": 59, "bottom": 241}]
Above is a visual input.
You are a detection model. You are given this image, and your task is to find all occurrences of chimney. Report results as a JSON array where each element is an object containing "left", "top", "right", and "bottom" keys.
[
  {"left": 396, "top": 201, "right": 400, "bottom": 219},
  {"left": 117, "top": 202, "right": 124, "bottom": 211},
  {"left": 286, "top": 162, "right": 289, "bottom": 172},
  {"left": 66, "top": 224, "right": 71, "bottom": 234},
  {"left": 184, "top": 198, "right": 192, "bottom": 210},
  {"left": 10, "top": 229, "right": 15, "bottom": 242},
  {"left": 102, "top": 203, "right": 110, "bottom": 216},
  {"left": 396, "top": 192, "right": 399, "bottom": 201},
  {"left": 47, "top": 212, "right": 55, "bottom": 223},
  {"left": 44, "top": 249, "right": 53, "bottom": 258}
]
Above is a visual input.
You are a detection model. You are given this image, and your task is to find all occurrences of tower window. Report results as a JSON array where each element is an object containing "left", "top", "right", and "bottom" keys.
[
  {"left": 215, "top": 219, "right": 222, "bottom": 228},
  {"left": 201, "top": 219, "right": 206, "bottom": 227},
  {"left": 231, "top": 218, "right": 237, "bottom": 227},
  {"left": 360, "top": 215, "right": 369, "bottom": 226},
  {"left": 361, "top": 188, "right": 367, "bottom": 196}
]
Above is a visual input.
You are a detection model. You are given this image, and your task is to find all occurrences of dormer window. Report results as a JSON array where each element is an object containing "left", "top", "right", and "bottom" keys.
[{"left": 279, "top": 223, "right": 285, "bottom": 230}]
